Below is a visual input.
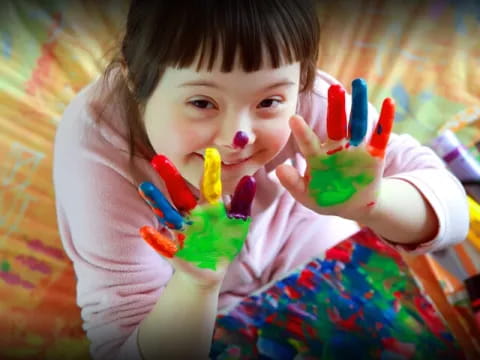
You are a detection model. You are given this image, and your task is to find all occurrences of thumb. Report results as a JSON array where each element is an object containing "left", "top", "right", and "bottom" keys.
[{"left": 275, "top": 164, "right": 308, "bottom": 200}]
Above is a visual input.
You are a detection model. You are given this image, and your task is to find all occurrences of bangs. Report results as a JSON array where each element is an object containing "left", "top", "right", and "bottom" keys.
[{"left": 157, "top": 0, "right": 319, "bottom": 72}]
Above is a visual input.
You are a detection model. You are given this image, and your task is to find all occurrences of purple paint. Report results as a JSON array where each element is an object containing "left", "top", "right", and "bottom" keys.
[
  {"left": 16, "top": 255, "right": 52, "bottom": 274},
  {"left": 228, "top": 176, "right": 256, "bottom": 219},
  {"left": 233, "top": 131, "right": 249, "bottom": 149},
  {"left": 26, "top": 238, "right": 65, "bottom": 260},
  {"left": 0, "top": 271, "right": 35, "bottom": 289},
  {"left": 430, "top": 130, "right": 480, "bottom": 203}
]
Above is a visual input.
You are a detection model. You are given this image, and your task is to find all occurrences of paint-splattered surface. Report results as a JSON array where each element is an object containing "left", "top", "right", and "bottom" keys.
[{"left": 211, "top": 228, "right": 464, "bottom": 360}]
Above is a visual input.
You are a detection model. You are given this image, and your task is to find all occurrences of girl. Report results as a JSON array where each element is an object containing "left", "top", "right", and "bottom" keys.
[{"left": 53, "top": 0, "right": 469, "bottom": 359}]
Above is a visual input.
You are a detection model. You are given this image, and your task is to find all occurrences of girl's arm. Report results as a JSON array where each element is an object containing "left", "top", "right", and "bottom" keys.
[
  {"left": 138, "top": 270, "right": 221, "bottom": 359},
  {"left": 356, "top": 177, "right": 439, "bottom": 246},
  {"left": 358, "top": 132, "right": 469, "bottom": 250}
]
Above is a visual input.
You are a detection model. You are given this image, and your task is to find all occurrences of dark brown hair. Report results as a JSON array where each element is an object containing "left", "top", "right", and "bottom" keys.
[{"left": 97, "top": 0, "right": 321, "bottom": 163}]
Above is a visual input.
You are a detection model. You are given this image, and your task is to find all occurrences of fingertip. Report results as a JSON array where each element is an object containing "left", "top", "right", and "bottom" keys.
[
  {"left": 140, "top": 225, "right": 178, "bottom": 257},
  {"left": 352, "top": 78, "right": 367, "bottom": 89},
  {"left": 349, "top": 78, "right": 368, "bottom": 146},
  {"left": 229, "top": 175, "right": 256, "bottom": 219}
]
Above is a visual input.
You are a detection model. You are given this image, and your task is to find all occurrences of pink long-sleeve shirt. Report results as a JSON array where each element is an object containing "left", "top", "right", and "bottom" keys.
[{"left": 53, "top": 70, "right": 469, "bottom": 360}]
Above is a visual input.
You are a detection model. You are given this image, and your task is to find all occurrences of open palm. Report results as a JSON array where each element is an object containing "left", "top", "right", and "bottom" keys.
[
  {"left": 138, "top": 148, "right": 256, "bottom": 284},
  {"left": 277, "top": 79, "right": 395, "bottom": 221}
]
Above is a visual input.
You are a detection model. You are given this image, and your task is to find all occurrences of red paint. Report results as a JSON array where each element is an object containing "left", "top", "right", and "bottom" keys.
[
  {"left": 177, "top": 233, "right": 186, "bottom": 249},
  {"left": 382, "top": 338, "right": 415, "bottom": 357},
  {"left": 327, "top": 84, "right": 347, "bottom": 140},
  {"left": 326, "top": 241, "right": 353, "bottom": 263},
  {"left": 297, "top": 269, "right": 316, "bottom": 290},
  {"left": 140, "top": 226, "right": 177, "bottom": 258},
  {"left": 328, "top": 308, "right": 360, "bottom": 330},
  {"left": 345, "top": 142, "right": 351, "bottom": 149},
  {"left": 284, "top": 285, "right": 301, "bottom": 299},
  {"left": 364, "top": 290, "right": 374, "bottom": 299},
  {"left": 305, "top": 324, "right": 316, "bottom": 337},
  {"left": 326, "top": 146, "right": 343, "bottom": 155},
  {"left": 265, "top": 314, "right": 276, "bottom": 323},
  {"left": 326, "top": 247, "right": 351, "bottom": 263},
  {"left": 151, "top": 155, "right": 197, "bottom": 212},
  {"left": 337, "top": 313, "right": 360, "bottom": 330},
  {"left": 285, "top": 315, "right": 305, "bottom": 338},
  {"left": 152, "top": 208, "right": 165, "bottom": 218},
  {"left": 366, "top": 201, "right": 376, "bottom": 208},
  {"left": 369, "top": 98, "right": 395, "bottom": 158},
  {"left": 414, "top": 295, "right": 445, "bottom": 335}
]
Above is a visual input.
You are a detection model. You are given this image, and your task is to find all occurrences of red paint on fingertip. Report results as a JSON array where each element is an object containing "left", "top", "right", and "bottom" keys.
[
  {"left": 327, "top": 84, "right": 347, "bottom": 141},
  {"left": 151, "top": 155, "right": 197, "bottom": 212},
  {"left": 140, "top": 226, "right": 177, "bottom": 257}
]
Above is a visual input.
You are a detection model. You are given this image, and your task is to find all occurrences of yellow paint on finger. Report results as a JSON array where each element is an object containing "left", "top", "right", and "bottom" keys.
[{"left": 202, "top": 148, "right": 222, "bottom": 204}]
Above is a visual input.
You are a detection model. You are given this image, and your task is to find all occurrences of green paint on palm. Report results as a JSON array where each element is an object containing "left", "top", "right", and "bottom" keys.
[
  {"left": 176, "top": 203, "right": 251, "bottom": 270},
  {"left": 308, "top": 151, "right": 375, "bottom": 206}
]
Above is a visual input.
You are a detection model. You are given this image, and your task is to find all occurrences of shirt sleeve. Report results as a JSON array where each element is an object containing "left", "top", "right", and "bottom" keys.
[
  {"left": 53, "top": 111, "right": 172, "bottom": 360},
  {"left": 299, "top": 70, "right": 469, "bottom": 255}
]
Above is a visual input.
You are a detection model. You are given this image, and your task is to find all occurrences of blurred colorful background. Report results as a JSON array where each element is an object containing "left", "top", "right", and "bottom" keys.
[{"left": 1, "top": 0, "right": 479, "bottom": 358}]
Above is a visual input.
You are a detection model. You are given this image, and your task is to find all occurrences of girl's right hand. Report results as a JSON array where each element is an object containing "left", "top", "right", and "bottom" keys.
[{"left": 138, "top": 148, "right": 256, "bottom": 288}]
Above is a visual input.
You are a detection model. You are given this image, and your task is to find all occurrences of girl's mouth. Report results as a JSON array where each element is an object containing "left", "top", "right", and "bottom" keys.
[{"left": 194, "top": 153, "right": 252, "bottom": 169}]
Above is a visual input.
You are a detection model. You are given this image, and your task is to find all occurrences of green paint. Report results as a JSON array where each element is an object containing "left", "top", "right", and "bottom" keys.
[
  {"left": 176, "top": 203, "right": 251, "bottom": 270},
  {"left": 1, "top": 260, "right": 10, "bottom": 272},
  {"left": 308, "top": 151, "right": 375, "bottom": 206}
]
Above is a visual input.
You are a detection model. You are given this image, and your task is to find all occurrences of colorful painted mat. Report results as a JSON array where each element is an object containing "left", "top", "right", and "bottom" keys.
[{"left": 212, "top": 228, "right": 465, "bottom": 360}]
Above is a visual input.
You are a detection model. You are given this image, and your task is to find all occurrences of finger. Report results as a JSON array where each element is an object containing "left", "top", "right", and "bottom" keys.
[
  {"left": 139, "top": 182, "right": 185, "bottom": 230},
  {"left": 139, "top": 226, "right": 178, "bottom": 258},
  {"left": 275, "top": 163, "right": 309, "bottom": 202},
  {"left": 201, "top": 148, "right": 222, "bottom": 204},
  {"left": 348, "top": 78, "right": 368, "bottom": 146},
  {"left": 228, "top": 176, "right": 256, "bottom": 219},
  {"left": 327, "top": 84, "right": 347, "bottom": 141},
  {"left": 290, "top": 114, "right": 321, "bottom": 157},
  {"left": 151, "top": 154, "right": 197, "bottom": 212},
  {"left": 368, "top": 98, "right": 395, "bottom": 158}
]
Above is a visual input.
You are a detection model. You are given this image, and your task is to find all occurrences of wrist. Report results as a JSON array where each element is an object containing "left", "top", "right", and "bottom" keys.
[
  {"left": 350, "top": 180, "right": 389, "bottom": 226},
  {"left": 172, "top": 269, "right": 223, "bottom": 294},
  {"left": 353, "top": 177, "right": 439, "bottom": 245}
]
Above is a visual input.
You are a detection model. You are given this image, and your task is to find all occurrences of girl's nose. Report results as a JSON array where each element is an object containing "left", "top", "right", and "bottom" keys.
[
  {"left": 233, "top": 131, "right": 249, "bottom": 149},
  {"left": 214, "top": 114, "right": 256, "bottom": 150}
]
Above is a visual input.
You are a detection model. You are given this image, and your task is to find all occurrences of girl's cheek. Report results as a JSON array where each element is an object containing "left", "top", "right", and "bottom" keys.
[{"left": 173, "top": 123, "right": 211, "bottom": 152}]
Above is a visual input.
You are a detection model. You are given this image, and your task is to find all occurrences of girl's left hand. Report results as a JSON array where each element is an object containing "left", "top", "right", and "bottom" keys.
[{"left": 276, "top": 78, "right": 395, "bottom": 222}]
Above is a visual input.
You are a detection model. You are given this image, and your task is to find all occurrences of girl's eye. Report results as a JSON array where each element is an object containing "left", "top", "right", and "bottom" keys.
[
  {"left": 258, "top": 98, "right": 282, "bottom": 109},
  {"left": 189, "top": 99, "right": 216, "bottom": 109}
]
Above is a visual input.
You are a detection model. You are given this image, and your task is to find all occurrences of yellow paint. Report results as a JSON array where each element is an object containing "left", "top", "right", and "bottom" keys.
[{"left": 202, "top": 148, "right": 222, "bottom": 204}]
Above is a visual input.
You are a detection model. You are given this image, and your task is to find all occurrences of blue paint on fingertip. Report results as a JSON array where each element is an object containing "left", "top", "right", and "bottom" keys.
[{"left": 349, "top": 78, "right": 368, "bottom": 146}]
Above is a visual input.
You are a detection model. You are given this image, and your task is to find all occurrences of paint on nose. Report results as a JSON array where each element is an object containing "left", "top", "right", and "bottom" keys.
[{"left": 233, "top": 131, "right": 249, "bottom": 149}]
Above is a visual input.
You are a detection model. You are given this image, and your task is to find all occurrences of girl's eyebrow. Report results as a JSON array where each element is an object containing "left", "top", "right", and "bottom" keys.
[{"left": 179, "top": 79, "right": 296, "bottom": 91}]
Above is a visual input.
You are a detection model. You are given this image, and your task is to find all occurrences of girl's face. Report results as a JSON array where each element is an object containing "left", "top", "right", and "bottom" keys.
[{"left": 143, "top": 57, "right": 301, "bottom": 195}]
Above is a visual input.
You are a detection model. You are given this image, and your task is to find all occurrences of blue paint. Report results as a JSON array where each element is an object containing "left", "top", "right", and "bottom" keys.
[
  {"left": 351, "top": 244, "right": 372, "bottom": 265},
  {"left": 138, "top": 182, "right": 186, "bottom": 230},
  {"left": 257, "top": 336, "right": 297, "bottom": 359},
  {"left": 349, "top": 78, "right": 368, "bottom": 146},
  {"left": 377, "top": 123, "right": 383, "bottom": 135}
]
